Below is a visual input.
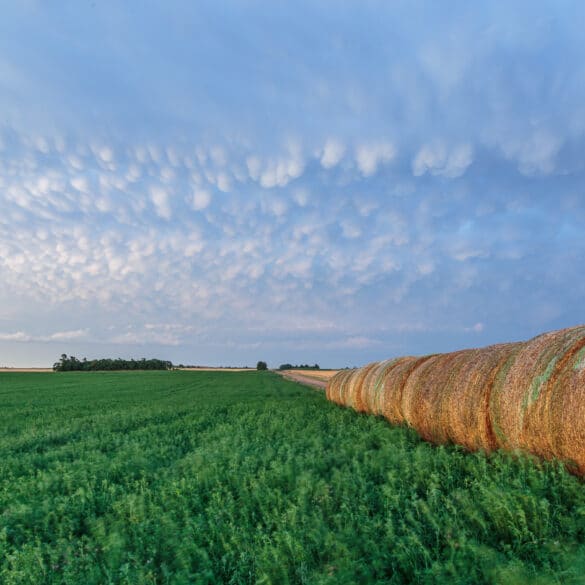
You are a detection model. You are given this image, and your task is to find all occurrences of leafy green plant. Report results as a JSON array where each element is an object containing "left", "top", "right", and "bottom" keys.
[{"left": 1, "top": 371, "right": 585, "bottom": 584}]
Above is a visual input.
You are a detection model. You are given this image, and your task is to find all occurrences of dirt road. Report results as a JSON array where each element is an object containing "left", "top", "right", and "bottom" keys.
[{"left": 276, "top": 369, "right": 338, "bottom": 390}]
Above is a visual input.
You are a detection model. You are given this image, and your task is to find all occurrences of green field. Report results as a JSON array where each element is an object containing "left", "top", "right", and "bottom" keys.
[{"left": 1, "top": 371, "right": 585, "bottom": 584}]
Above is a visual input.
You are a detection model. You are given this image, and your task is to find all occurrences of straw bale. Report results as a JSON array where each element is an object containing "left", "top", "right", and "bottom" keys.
[
  {"left": 361, "top": 359, "right": 401, "bottom": 416},
  {"left": 325, "top": 325, "right": 585, "bottom": 475},
  {"left": 356, "top": 361, "right": 380, "bottom": 413},
  {"left": 379, "top": 356, "right": 430, "bottom": 425},
  {"left": 337, "top": 368, "right": 356, "bottom": 406},
  {"left": 443, "top": 342, "right": 521, "bottom": 452},
  {"left": 547, "top": 345, "right": 585, "bottom": 473},
  {"left": 490, "top": 326, "right": 585, "bottom": 455},
  {"left": 401, "top": 351, "right": 476, "bottom": 443},
  {"left": 325, "top": 371, "right": 334, "bottom": 401},
  {"left": 326, "top": 369, "right": 353, "bottom": 404},
  {"left": 520, "top": 326, "right": 585, "bottom": 463},
  {"left": 325, "top": 369, "right": 339, "bottom": 402},
  {"left": 339, "top": 369, "right": 357, "bottom": 409},
  {"left": 347, "top": 362, "right": 379, "bottom": 413},
  {"left": 489, "top": 330, "right": 557, "bottom": 451},
  {"left": 425, "top": 349, "right": 482, "bottom": 445}
]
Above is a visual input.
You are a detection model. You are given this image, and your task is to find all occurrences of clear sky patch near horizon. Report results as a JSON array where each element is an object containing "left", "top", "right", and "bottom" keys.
[{"left": 1, "top": 1, "right": 584, "bottom": 367}]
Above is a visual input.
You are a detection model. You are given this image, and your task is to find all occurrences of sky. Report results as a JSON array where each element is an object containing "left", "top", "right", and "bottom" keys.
[{"left": 1, "top": 1, "right": 585, "bottom": 368}]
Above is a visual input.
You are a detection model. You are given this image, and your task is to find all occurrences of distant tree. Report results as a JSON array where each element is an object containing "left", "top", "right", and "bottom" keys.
[
  {"left": 53, "top": 355, "right": 173, "bottom": 372},
  {"left": 256, "top": 361, "right": 268, "bottom": 371},
  {"left": 277, "top": 363, "right": 320, "bottom": 370}
]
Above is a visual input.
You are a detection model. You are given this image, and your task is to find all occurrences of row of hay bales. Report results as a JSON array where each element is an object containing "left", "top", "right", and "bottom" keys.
[{"left": 326, "top": 326, "right": 585, "bottom": 474}]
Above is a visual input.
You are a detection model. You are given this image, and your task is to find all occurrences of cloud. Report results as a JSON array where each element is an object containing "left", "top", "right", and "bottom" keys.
[
  {"left": 191, "top": 188, "right": 211, "bottom": 210},
  {"left": 0, "top": 331, "right": 30, "bottom": 342},
  {"left": 48, "top": 329, "right": 88, "bottom": 341},
  {"left": 70, "top": 176, "right": 89, "bottom": 193},
  {"left": 500, "top": 130, "right": 561, "bottom": 176},
  {"left": 320, "top": 138, "right": 345, "bottom": 169},
  {"left": 1, "top": 3, "right": 585, "bottom": 366},
  {"left": 109, "top": 331, "right": 181, "bottom": 346},
  {"left": 412, "top": 142, "right": 473, "bottom": 178},
  {"left": 258, "top": 155, "right": 305, "bottom": 188},
  {"left": 0, "top": 329, "right": 89, "bottom": 343},
  {"left": 335, "top": 336, "right": 381, "bottom": 349},
  {"left": 150, "top": 186, "right": 172, "bottom": 219},
  {"left": 98, "top": 146, "right": 114, "bottom": 163},
  {"left": 355, "top": 142, "right": 396, "bottom": 176}
]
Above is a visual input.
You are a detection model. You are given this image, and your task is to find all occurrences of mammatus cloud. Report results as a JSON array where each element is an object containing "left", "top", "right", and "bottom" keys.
[
  {"left": 355, "top": 142, "right": 396, "bottom": 177},
  {"left": 412, "top": 143, "right": 473, "bottom": 178},
  {"left": 320, "top": 139, "right": 346, "bottom": 169},
  {"left": 1, "top": 128, "right": 584, "bottom": 367},
  {"left": 191, "top": 188, "right": 212, "bottom": 211},
  {"left": 1, "top": 2, "right": 585, "bottom": 366}
]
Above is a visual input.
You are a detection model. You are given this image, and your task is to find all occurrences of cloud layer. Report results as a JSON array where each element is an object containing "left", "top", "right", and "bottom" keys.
[{"left": 1, "top": 2, "right": 585, "bottom": 366}]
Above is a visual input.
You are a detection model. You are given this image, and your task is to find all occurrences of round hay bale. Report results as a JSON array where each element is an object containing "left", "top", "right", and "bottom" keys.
[
  {"left": 443, "top": 342, "right": 522, "bottom": 452},
  {"left": 429, "top": 349, "right": 483, "bottom": 446},
  {"left": 361, "top": 359, "right": 402, "bottom": 416},
  {"left": 337, "top": 368, "right": 357, "bottom": 407},
  {"left": 325, "top": 369, "right": 341, "bottom": 403},
  {"left": 401, "top": 350, "right": 474, "bottom": 443},
  {"left": 325, "top": 370, "right": 338, "bottom": 402},
  {"left": 547, "top": 345, "right": 585, "bottom": 473},
  {"left": 380, "top": 356, "right": 431, "bottom": 425},
  {"left": 490, "top": 326, "right": 585, "bottom": 454},
  {"left": 350, "top": 362, "right": 379, "bottom": 413},
  {"left": 326, "top": 369, "right": 353, "bottom": 404},
  {"left": 324, "top": 324, "right": 585, "bottom": 475},
  {"left": 520, "top": 326, "right": 585, "bottom": 463}
]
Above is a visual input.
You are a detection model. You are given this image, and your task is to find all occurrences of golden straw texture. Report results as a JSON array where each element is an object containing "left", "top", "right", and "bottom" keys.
[{"left": 324, "top": 325, "right": 585, "bottom": 474}]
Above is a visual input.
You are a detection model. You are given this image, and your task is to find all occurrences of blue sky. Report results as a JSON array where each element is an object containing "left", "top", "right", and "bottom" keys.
[{"left": 1, "top": 1, "right": 585, "bottom": 367}]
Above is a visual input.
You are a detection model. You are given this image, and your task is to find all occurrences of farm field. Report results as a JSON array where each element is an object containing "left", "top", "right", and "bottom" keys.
[
  {"left": 0, "top": 368, "right": 54, "bottom": 373},
  {"left": 284, "top": 369, "right": 339, "bottom": 381},
  {"left": 277, "top": 369, "right": 339, "bottom": 390},
  {"left": 1, "top": 371, "right": 585, "bottom": 584}
]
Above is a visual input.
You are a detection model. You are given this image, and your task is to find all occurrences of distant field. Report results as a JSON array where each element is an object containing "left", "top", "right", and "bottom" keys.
[
  {"left": 177, "top": 367, "right": 253, "bottom": 372},
  {"left": 0, "top": 368, "right": 53, "bottom": 372},
  {"left": 284, "top": 369, "right": 339, "bottom": 381},
  {"left": 2, "top": 371, "right": 585, "bottom": 584},
  {"left": 277, "top": 369, "right": 339, "bottom": 389}
]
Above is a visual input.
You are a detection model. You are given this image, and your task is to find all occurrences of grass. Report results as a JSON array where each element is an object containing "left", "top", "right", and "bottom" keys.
[{"left": 1, "top": 370, "right": 585, "bottom": 584}]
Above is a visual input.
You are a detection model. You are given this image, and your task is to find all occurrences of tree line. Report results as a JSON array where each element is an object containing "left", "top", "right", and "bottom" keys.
[
  {"left": 278, "top": 363, "right": 320, "bottom": 370},
  {"left": 53, "top": 354, "right": 173, "bottom": 372}
]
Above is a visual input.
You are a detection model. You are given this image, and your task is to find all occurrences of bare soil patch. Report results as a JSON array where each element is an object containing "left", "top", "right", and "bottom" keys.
[
  {"left": 285, "top": 369, "right": 339, "bottom": 381},
  {"left": 277, "top": 369, "right": 339, "bottom": 390}
]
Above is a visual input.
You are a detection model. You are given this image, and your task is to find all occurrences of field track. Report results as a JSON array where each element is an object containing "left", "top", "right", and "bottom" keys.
[{"left": 277, "top": 369, "right": 338, "bottom": 389}]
